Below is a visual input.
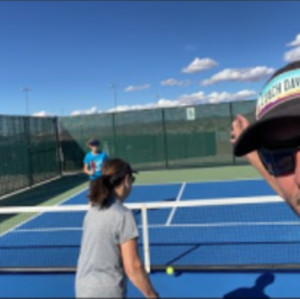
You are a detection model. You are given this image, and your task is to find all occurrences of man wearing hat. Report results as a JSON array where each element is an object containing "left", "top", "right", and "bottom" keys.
[
  {"left": 83, "top": 138, "right": 109, "bottom": 187},
  {"left": 231, "top": 60, "right": 300, "bottom": 216}
]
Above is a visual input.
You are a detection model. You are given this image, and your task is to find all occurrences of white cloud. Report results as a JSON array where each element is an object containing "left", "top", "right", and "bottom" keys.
[
  {"left": 176, "top": 91, "right": 205, "bottom": 104},
  {"left": 108, "top": 99, "right": 181, "bottom": 113},
  {"left": 182, "top": 57, "right": 218, "bottom": 74},
  {"left": 124, "top": 84, "right": 150, "bottom": 92},
  {"left": 201, "top": 66, "right": 274, "bottom": 86},
  {"left": 287, "top": 33, "right": 300, "bottom": 47},
  {"left": 32, "top": 111, "right": 53, "bottom": 117},
  {"left": 160, "top": 78, "right": 191, "bottom": 87},
  {"left": 284, "top": 46, "right": 300, "bottom": 62},
  {"left": 71, "top": 106, "right": 101, "bottom": 116},
  {"left": 174, "top": 89, "right": 256, "bottom": 105},
  {"left": 69, "top": 89, "right": 256, "bottom": 115},
  {"left": 108, "top": 89, "right": 256, "bottom": 112},
  {"left": 204, "top": 90, "right": 256, "bottom": 104},
  {"left": 283, "top": 33, "right": 300, "bottom": 62}
]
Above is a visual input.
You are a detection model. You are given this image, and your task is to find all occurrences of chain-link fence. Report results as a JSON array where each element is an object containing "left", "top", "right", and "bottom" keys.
[
  {"left": 0, "top": 101, "right": 256, "bottom": 197},
  {"left": 59, "top": 100, "right": 256, "bottom": 171},
  {"left": 0, "top": 116, "right": 61, "bottom": 196}
]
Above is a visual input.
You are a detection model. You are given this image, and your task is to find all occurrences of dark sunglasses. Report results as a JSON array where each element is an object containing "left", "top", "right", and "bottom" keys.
[
  {"left": 258, "top": 146, "right": 298, "bottom": 177},
  {"left": 130, "top": 175, "right": 136, "bottom": 184}
]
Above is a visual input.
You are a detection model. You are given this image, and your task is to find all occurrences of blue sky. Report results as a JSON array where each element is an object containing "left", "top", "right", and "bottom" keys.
[{"left": 1, "top": 1, "right": 300, "bottom": 116}]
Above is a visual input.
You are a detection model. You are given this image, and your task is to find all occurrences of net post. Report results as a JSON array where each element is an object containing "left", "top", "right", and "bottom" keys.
[{"left": 141, "top": 206, "right": 151, "bottom": 273}]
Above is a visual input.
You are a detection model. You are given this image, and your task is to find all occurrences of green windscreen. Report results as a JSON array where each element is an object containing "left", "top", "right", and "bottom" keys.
[
  {"left": 59, "top": 114, "right": 115, "bottom": 171},
  {"left": 0, "top": 116, "right": 61, "bottom": 197},
  {"left": 58, "top": 100, "right": 256, "bottom": 171},
  {"left": 114, "top": 109, "right": 166, "bottom": 169},
  {"left": 0, "top": 100, "right": 256, "bottom": 197},
  {"left": 164, "top": 103, "right": 232, "bottom": 167}
]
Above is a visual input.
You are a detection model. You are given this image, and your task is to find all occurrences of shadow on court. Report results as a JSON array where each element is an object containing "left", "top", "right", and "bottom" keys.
[
  {"left": 0, "top": 173, "right": 88, "bottom": 207},
  {"left": 0, "top": 173, "right": 88, "bottom": 222},
  {"left": 223, "top": 272, "right": 275, "bottom": 299}
]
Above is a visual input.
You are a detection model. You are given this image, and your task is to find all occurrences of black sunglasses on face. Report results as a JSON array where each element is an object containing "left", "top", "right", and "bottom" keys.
[{"left": 258, "top": 146, "right": 298, "bottom": 177}]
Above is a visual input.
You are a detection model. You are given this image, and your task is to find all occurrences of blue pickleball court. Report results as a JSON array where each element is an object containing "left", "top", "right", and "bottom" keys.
[{"left": 1, "top": 178, "right": 300, "bottom": 298}]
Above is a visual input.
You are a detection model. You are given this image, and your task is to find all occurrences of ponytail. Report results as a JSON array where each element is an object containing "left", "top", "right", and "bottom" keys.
[
  {"left": 88, "top": 175, "right": 114, "bottom": 208},
  {"left": 88, "top": 173, "right": 128, "bottom": 208},
  {"left": 88, "top": 158, "right": 135, "bottom": 208}
]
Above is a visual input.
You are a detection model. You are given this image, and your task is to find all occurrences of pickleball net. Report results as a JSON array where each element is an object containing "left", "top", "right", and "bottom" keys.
[{"left": 1, "top": 196, "right": 300, "bottom": 273}]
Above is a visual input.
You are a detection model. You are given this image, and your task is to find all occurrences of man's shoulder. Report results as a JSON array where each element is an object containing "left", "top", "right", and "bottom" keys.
[{"left": 84, "top": 152, "right": 91, "bottom": 160}]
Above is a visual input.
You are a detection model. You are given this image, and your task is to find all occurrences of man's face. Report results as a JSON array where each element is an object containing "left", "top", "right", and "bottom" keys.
[{"left": 90, "top": 145, "right": 99, "bottom": 153}]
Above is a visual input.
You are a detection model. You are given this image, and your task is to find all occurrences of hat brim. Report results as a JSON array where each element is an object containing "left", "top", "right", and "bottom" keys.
[
  {"left": 89, "top": 141, "right": 100, "bottom": 146},
  {"left": 234, "top": 116, "right": 300, "bottom": 156}
]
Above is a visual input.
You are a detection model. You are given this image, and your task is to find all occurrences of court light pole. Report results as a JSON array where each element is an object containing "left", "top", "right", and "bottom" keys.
[
  {"left": 22, "top": 87, "right": 31, "bottom": 116},
  {"left": 110, "top": 83, "right": 118, "bottom": 110}
]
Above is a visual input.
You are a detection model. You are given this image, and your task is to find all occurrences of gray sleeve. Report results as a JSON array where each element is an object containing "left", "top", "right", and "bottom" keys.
[{"left": 117, "top": 209, "right": 139, "bottom": 244}]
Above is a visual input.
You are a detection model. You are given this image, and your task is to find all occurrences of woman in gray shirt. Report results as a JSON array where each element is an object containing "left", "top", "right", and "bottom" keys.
[{"left": 76, "top": 158, "right": 158, "bottom": 298}]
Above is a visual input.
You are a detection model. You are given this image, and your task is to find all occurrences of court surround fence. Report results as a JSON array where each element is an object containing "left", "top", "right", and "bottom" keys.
[
  {"left": 0, "top": 115, "right": 62, "bottom": 197},
  {"left": 0, "top": 100, "right": 256, "bottom": 198},
  {"left": 59, "top": 100, "right": 256, "bottom": 171}
]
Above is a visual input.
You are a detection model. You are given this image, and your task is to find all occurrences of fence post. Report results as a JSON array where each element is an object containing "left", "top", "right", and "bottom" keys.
[
  {"left": 54, "top": 117, "right": 63, "bottom": 176},
  {"left": 24, "top": 117, "right": 34, "bottom": 187},
  {"left": 162, "top": 109, "right": 169, "bottom": 169},
  {"left": 112, "top": 112, "right": 117, "bottom": 157}
]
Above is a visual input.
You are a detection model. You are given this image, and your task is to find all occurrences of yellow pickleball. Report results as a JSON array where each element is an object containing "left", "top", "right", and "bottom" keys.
[{"left": 166, "top": 266, "right": 174, "bottom": 275}]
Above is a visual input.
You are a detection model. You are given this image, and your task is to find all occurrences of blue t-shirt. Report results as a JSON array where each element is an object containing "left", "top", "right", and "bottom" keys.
[{"left": 83, "top": 151, "right": 108, "bottom": 181}]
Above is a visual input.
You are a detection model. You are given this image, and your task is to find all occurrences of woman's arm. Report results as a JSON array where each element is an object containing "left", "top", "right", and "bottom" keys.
[
  {"left": 231, "top": 114, "right": 285, "bottom": 198},
  {"left": 121, "top": 238, "right": 158, "bottom": 298}
]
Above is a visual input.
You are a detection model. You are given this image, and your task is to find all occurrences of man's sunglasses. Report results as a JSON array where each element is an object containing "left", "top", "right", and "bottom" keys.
[{"left": 258, "top": 146, "right": 298, "bottom": 177}]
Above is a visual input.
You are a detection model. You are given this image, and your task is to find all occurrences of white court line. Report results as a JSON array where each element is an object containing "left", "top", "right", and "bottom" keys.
[
  {"left": 165, "top": 182, "right": 186, "bottom": 226},
  {"left": 0, "top": 188, "right": 88, "bottom": 238},
  {"left": 12, "top": 221, "right": 300, "bottom": 233},
  {"left": 55, "top": 188, "right": 89, "bottom": 206},
  {"left": 14, "top": 227, "right": 83, "bottom": 233}
]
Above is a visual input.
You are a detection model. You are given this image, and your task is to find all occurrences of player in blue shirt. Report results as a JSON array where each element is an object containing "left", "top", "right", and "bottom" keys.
[{"left": 83, "top": 139, "right": 109, "bottom": 187}]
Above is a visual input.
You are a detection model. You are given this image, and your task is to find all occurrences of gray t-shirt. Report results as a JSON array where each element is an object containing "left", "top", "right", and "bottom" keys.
[{"left": 75, "top": 199, "right": 139, "bottom": 298}]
